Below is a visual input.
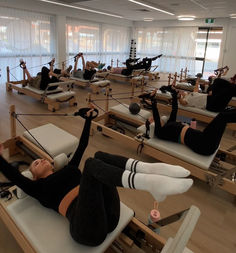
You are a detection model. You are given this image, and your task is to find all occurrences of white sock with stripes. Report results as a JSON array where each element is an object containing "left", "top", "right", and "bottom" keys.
[
  {"left": 121, "top": 171, "right": 193, "bottom": 202},
  {"left": 125, "top": 159, "right": 190, "bottom": 178}
]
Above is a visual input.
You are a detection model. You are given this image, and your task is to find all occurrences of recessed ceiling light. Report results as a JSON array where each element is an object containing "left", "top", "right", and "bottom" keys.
[
  {"left": 178, "top": 15, "right": 196, "bottom": 21},
  {"left": 143, "top": 18, "right": 153, "bottom": 21},
  {"left": 128, "top": 0, "right": 175, "bottom": 16},
  {"left": 38, "top": 0, "right": 123, "bottom": 18},
  {"left": 230, "top": 14, "right": 236, "bottom": 18}
]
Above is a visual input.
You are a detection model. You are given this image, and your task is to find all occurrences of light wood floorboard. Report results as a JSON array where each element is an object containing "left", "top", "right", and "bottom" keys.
[{"left": 0, "top": 75, "right": 235, "bottom": 253}]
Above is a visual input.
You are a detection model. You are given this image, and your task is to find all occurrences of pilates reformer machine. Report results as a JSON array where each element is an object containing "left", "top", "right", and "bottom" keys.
[
  {"left": 95, "top": 59, "right": 147, "bottom": 87},
  {"left": 88, "top": 88, "right": 236, "bottom": 196},
  {"left": 155, "top": 76, "right": 236, "bottom": 131},
  {"left": 61, "top": 61, "right": 111, "bottom": 94},
  {"left": 6, "top": 66, "right": 77, "bottom": 112},
  {"left": 0, "top": 105, "right": 200, "bottom": 253}
]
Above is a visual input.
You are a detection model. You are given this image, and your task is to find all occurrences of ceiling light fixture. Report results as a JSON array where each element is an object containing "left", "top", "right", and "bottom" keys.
[
  {"left": 38, "top": 0, "right": 123, "bottom": 18},
  {"left": 230, "top": 14, "right": 236, "bottom": 18},
  {"left": 178, "top": 15, "right": 196, "bottom": 21},
  {"left": 143, "top": 18, "right": 153, "bottom": 21},
  {"left": 128, "top": 0, "right": 175, "bottom": 16}
]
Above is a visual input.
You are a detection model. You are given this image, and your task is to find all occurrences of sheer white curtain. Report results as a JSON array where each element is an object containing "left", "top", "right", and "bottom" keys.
[
  {"left": 66, "top": 19, "right": 130, "bottom": 69},
  {"left": 101, "top": 25, "right": 130, "bottom": 67},
  {"left": 135, "top": 27, "right": 163, "bottom": 58},
  {"left": 160, "top": 27, "right": 197, "bottom": 74},
  {"left": 0, "top": 7, "right": 56, "bottom": 83},
  {"left": 66, "top": 19, "right": 100, "bottom": 69},
  {"left": 135, "top": 26, "right": 197, "bottom": 74}
]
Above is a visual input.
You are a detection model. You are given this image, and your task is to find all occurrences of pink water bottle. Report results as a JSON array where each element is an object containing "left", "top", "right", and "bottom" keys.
[{"left": 190, "top": 118, "right": 197, "bottom": 129}]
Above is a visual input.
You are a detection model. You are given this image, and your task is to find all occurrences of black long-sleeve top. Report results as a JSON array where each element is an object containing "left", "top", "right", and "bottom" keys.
[
  {"left": 0, "top": 117, "right": 91, "bottom": 212},
  {"left": 152, "top": 92, "right": 184, "bottom": 143}
]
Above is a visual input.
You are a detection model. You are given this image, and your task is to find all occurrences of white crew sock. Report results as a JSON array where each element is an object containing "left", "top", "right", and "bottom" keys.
[
  {"left": 122, "top": 171, "right": 193, "bottom": 202},
  {"left": 125, "top": 158, "right": 190, "bottom": 178}
]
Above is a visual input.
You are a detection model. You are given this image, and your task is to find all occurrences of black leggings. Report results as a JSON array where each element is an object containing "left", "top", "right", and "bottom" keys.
[
  {"left": 152, "top": 94, "right": 236, "bottom": 155},
  {"left": 121, "top": 58, "right": 153, "bottom": 76},
  {"left": 206, "top": 78, "right": 236, "bottom": 112},
  {"left": 66, "top": 152, "right": 128, "bottom": 246},
  {"left": 184, "top": 109, "right": 236, "bottom": 155}
]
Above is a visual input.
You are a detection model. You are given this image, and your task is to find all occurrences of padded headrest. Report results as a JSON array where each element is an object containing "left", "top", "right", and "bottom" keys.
[{"left": 53, "top": 153, "right": 68, "bottom": 170}]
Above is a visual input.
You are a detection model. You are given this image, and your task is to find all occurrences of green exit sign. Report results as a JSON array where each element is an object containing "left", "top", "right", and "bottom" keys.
[{"left": 205, "top": 18, "right": 214, "bottom": 24}]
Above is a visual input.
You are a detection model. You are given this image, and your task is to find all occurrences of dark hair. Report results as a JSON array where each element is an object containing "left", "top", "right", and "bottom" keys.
[{"left": 40, "top": 67, "right": 51, "bottom": 90}]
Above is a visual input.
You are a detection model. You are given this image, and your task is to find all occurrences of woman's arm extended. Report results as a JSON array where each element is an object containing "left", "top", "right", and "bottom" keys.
[{"left": 68, "top": 109, "right": 95, "bottom": 168}]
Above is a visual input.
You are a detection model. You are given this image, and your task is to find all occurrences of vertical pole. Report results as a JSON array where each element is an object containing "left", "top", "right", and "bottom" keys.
[
  {"left": 184, "top": 67, "right": 188, "bottom": 80},
  {"left": 10, "top": 105, "right": 16, "bottom": 138},
  {"left": 172, "top": 72, "right": 178, "bottom": 86},
  {"left": 168, "top": 73, "right": 171, "bottom": 86},
  {"left": 180, "top": 68, "right": 183, "bottom": 82},
  {"left": 7, "top": 66, "right": 10, "bottom": 82}
]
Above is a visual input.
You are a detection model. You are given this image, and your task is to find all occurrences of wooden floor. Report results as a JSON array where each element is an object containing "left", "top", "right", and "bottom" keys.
[{"left": 0, "top": 75, "right": 236, "bottom": 253}]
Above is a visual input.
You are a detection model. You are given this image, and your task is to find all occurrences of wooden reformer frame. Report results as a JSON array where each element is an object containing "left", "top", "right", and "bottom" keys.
[
  {"left": 6, "top": 66, "right": 77, "bottom": 112},
  {"left": 88, "top": 90, "right": 236, "bottom": 196},
  {"left": 0, "top": 105, "right": 199, "bottom": 253}
]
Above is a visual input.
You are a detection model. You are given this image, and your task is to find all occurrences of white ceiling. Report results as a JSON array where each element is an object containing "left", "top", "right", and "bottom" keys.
[{"left": 47, "top": 0, "right": 236, "bottom": 21}]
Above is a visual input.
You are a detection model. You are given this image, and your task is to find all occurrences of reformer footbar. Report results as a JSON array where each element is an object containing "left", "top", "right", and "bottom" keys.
[{"left": 0, "top": 105, "right": 200, "bottom": 253}]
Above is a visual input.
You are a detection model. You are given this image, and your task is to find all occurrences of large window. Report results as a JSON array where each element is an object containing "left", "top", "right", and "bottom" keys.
[
  {"left": 101, "top": 25, "right": 130, "bottom": 67},
  {"left": 0, "top": 7, "right": 55, "bottom": 83},
  {"left": 195, "top": 27, "right": 223, "bottom": 78},
  {"left": 135, "top": 27, "right": 198, "bottom": 74},
  {"left": 66, "top": 19, "right": 130, "bottom": 68},
  {"left": 66, "top": 19, "right": 100, "bottom": 69}
]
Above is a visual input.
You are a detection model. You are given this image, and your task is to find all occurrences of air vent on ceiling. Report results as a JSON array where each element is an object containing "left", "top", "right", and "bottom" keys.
[{"left": 136, "top": 9, "right": 151, "bottom": 12}]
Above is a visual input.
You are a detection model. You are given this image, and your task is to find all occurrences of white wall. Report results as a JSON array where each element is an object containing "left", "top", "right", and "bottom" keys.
[{"left": 134, "top": 18, "right": 236, "bottom": 77}]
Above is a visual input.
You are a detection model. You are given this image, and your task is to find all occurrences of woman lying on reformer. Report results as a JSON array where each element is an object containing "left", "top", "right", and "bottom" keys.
[
  {"left": 109, "top": 54, "right": 162, "bottom": 76},
  {"left": 72, "top": 52, "right": 103, "bottom": 81},
  {"left": 178, "top": 73, "right": 236, "bottom": 112},
  {"left": 140, "top": 88, "right": 236, "bottom": 155},
  {"left": 0, "top": 105, "right": 193, "bottom": 247},
  {"left": 20, "top": 58, "right": 72, "bottom": 91}
]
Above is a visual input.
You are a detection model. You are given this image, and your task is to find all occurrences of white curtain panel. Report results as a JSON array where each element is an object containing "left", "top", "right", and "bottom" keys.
[
  {"left": 101, "top": 25, "right": 130, "bottom": 68},
  {"left": 135, "top": 26, "right": 197, "bottom": 74},
  {"left": 0, "top": 7, "right": 56, "bottom": 83},
  {"left": 66, "top": 18, "right": 100, "bottom": 69},
  {"left": 160, "top": 27, "right": 197, "bottom": 74},
  {"left": 66, "top": 19, "right": 130, "bottom": 69},
  {"left": 136, "top": 27, "right": 164, "bottom": 59}
]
